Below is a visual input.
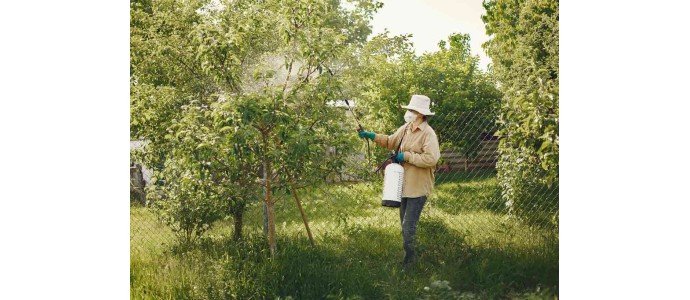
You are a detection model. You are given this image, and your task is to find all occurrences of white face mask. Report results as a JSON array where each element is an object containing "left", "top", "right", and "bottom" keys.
[{"left": 404, "top": 110, "right": 418, "bottom": 123}]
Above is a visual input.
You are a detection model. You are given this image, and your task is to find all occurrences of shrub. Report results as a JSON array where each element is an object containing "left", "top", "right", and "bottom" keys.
[
  {"left": 149, "top": 161, "right": 226, "bottom": 246},
  {"left": 482, "top": 0, "right": 559, "bottom": 226}
]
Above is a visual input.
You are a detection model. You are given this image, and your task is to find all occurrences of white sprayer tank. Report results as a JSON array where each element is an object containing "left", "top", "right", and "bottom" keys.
[{"left": 381, "top": 163, "right": 404, "bottom": 207}]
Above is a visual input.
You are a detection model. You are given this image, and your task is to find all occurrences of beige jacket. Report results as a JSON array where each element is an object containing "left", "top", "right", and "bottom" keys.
[{"left": 374, "top": 121, "right": 441, "bottom": 198}]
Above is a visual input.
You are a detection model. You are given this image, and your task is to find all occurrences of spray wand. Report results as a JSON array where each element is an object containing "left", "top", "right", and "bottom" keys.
[
  {"left": 326, "top": 71, "right": 404, "bottom": 208},
  {"left": 342, "top": 95, "right": 371, "bottom": 168},
  {"left": 327, "top": 68, "right": 371, "bottom": 167}
]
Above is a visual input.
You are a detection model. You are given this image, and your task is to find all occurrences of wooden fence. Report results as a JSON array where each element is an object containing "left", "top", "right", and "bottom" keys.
[{"left": 437, "top": 139, "right": 499, "bottom": 172}]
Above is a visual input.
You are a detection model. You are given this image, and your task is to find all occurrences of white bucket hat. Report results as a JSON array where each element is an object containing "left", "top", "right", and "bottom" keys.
[{"left": 401, "top": 95, "right": 435, "bottom": 116}]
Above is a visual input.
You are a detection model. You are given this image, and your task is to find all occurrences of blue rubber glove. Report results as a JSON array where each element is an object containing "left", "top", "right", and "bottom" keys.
[
  {"left": 358, "top": 131, "right": 375, "bottom": 140},
  {"left": 395, "top": 152, "right": 404, "bottom": 163}
]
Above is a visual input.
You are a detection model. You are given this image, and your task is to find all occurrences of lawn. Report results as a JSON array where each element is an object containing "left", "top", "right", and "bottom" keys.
[{"left": 130, "top": 170, "right": 558, "bottom": 299}]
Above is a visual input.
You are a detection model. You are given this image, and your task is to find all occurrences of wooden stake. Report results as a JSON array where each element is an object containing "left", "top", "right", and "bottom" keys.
[{"left": 291, "top": 185, "right": 315, "bottom": 247}]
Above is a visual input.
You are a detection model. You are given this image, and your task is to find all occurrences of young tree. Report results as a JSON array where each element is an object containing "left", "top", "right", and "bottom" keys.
[{"left": 216, "top": 0, "right": 380, "bottom": 256}]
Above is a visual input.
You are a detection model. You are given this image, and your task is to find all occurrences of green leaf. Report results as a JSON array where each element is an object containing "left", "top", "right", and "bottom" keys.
[{"left": 537, "top": 140, "right": 551, "bottom": 153}]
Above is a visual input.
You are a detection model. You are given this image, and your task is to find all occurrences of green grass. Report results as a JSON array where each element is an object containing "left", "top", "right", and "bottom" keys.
[{"left": 131, "top": 171, "right": 558, "bottom": 299}]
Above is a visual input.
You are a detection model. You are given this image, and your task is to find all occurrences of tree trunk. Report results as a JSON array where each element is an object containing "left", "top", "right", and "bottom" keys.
[
  {"left": 130, "top": 163, "right": 146, "bottom": 205},
  {"left": 263, "top": 136, "right": 277, "bottom": 257},
  {"left": 233, "top": 209, "right": 243, "bottom": 241},
  {"left": 266, "top": 196, "right": 277, "bottom": 256},
  {"left": 262, "top": 202, "right": 268, "bottom": 238},
  {"left": 262, "top": 166, "right": 268, "bottom": 238}
]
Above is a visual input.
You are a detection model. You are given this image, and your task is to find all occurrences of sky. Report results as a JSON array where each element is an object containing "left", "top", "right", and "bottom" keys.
[{"left": 369, "top": 0, "right": 492, "bottom": 70}]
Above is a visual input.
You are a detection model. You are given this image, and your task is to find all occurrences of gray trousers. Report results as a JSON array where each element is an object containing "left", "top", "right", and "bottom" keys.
[{"left": 399, "top": 196, "right": 427, "bottom": 263}]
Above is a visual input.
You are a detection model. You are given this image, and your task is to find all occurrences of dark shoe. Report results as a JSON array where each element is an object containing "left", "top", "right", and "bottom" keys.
[
  {"left": 401, "top": 260, "right": 417, "bottom": 274},
  {"left": 402, "top": 254, "right": 416, "bottom": 265}
]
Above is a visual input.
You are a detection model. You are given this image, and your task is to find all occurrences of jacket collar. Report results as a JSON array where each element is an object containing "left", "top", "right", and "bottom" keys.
[{"left": 410, "top": 120, "right": 428, "bottom": 132}]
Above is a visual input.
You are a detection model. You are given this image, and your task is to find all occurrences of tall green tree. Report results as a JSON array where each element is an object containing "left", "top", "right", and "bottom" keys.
[
  {"left": 414, "top": 33, "right": 501, "bottom": 158},
  {"left": 482, "top": 0, "right": 559, "bottom": 225}
]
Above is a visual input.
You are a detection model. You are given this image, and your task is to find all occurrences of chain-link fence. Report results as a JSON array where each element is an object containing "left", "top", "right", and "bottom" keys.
[
  {"left": 130, "top": 110, "right": 558, "bottom": 260},
  {"left": 427, "top": 111, "right": 558, "bottom": 259}
]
